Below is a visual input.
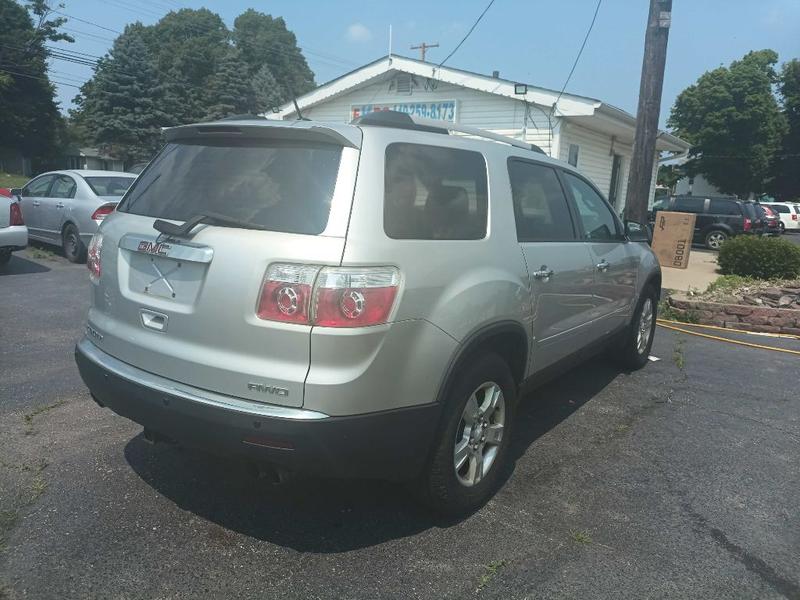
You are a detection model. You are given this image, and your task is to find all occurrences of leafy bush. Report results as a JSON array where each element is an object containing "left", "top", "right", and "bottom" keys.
[{"left": 717, "top": 236, "right": 800, "bottom": 279}]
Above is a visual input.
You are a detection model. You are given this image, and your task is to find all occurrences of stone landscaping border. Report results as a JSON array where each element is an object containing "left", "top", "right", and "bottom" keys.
[{"left": 667, "top": 294, "right": 800, "bottom": 335}]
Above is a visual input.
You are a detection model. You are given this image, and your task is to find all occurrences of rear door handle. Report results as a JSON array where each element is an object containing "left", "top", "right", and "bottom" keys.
[
  {"left": 596, "top": 260, "right": 610, "bottom": 272},
  {"left": 532, "top": 266, "right": 554, "bottom": 280},
  {"left": 32, "top": 200, "right": 40, "bottom": 207},
  {"left": 55, "top": 202, "right": 65, "bottom": 209}
]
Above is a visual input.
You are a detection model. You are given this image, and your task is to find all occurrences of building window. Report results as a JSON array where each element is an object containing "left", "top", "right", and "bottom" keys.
[{"left": 568, "top": 144, "right": 579, "bottom": 167}]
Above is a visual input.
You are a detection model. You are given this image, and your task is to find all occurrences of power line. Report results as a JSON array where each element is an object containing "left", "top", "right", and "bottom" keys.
[
  {"left": 551, "top": 0, "right": 603, "bottom": 114},
  {"left": 51, "top": 10, "right": 123, "bottom": 35},
  {"left": 438, "top": 0, "right": 496, "bottom": 68}
]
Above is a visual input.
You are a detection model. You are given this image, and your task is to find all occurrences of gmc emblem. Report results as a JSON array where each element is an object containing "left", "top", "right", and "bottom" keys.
[{"left": 137, "top": 241, "right": 171, "bottom": 256}]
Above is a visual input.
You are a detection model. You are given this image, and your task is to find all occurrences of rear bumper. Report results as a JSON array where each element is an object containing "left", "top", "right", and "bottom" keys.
[
  {"left": 0, "top": 225, "right": 27, "bottom": 250},
  {"left": 74, "top": 338, "right": 441, "bottom": 481}
]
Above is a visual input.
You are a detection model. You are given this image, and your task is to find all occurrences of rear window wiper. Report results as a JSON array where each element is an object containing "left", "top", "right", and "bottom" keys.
[{"left": 153, "top": 211, "right": 269, "bottom": 238}]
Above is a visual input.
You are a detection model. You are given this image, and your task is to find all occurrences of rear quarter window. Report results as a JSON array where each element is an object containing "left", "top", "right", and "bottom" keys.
[
  {"left": 673, "top": 197, "right": 705, "bottom": 213},
  {"left": 708, "top": 199, "right": 741, "bottom": 215},
  {"left": 384, "top": 143, "right": 488, "bottom": 240}
]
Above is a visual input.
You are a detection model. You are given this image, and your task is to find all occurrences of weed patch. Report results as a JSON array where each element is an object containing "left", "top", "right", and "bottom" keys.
[{"left": 476, "top": 560, "right": 506, "bottom": 593}]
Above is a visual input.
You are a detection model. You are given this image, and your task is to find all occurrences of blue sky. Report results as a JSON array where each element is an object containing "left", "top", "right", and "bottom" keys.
[{"left": 49, "top": 0, "right": 800, "bottom": 128}]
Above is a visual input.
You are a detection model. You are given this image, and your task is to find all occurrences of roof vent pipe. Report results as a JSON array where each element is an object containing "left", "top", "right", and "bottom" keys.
[{"left": 492, "top": 70, "right": 500, "bottom": 78}]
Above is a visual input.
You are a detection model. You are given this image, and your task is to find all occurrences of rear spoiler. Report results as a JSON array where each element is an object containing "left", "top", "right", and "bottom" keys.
[{"left": 164, "top": 120, "right": 361, "bottom": 149}]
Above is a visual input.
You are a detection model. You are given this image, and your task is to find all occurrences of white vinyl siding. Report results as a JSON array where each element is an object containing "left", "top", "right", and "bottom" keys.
[
  {"left": 293, "top": 79, "right": 558, "bottom": 157},
  {"left": 558, "top": 123, "right": 639, "bottom": 213}
]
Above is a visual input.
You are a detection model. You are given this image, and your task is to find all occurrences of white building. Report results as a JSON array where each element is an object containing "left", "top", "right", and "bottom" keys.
[{"left": 275, "top": 55, "right": 690, "bottom": 212}]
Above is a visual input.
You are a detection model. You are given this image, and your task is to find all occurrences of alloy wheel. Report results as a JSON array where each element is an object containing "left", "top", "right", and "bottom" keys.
[
  {"left": 636, "top": 298, "right": 654, "bottom": 355},
  {"left": 454, "top": 381, "right": 506, "bottom": 487}
]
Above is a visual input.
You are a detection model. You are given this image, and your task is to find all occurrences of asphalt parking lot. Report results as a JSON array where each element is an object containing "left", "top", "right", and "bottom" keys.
[{"left": 1, "top": 246, "right": 799, "bottom": 600}]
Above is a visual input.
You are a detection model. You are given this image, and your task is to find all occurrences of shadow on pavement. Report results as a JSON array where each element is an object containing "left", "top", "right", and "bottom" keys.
[
  {"left": 124, "top": 355, "right": 621, "bottom": 552},
  {"left": 0, "top": 254, "right": 51, "bottom": 275}
]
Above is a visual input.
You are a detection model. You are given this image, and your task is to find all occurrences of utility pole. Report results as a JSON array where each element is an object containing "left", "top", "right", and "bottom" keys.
[
  {"left": 624, "top": 0, "right": 672, "bottom": 224},
  {"left": 411, "top": 42, "right": 439, "bottom": 61}
]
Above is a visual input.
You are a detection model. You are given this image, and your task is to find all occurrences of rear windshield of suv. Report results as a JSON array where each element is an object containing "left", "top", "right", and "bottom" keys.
[
  {"left": 118, "top": 139, "right": 343, "bottom": 235},
  {"left": 384, "top": 143, "right": 488, "bottom": 240}
]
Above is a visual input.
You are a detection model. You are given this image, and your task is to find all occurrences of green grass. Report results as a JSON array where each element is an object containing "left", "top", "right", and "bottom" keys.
[
  {"left": 0, "top": 172, "right": 29, "bottom": 189},
  {"left": 28, "top": 246, "right": 58, "bottom": 260},
  {"left": 705, "top": 275, "right": 757, "bottom": 295},
  {"left": 658, "top": 299, "right": 700, "bottom": 324},
  {"left": 23, "top": 400, "right": 66, "bottom": 434},
  {"left": 570, "top": 530, "right": 593, "bottom": 545},
  {"left": 673, "top": 339, "right": 686, "bottom": 371},
  {"left": 475, "top": 560, "right": 506, "bottom": 593}
]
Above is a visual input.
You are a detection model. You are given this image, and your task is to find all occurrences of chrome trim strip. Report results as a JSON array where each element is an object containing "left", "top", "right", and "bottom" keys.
[
  {"left": 77, "top": 337, "right": 330, "bottom": 421},
  {"left": 119, "top": 234, "right": 214, "bottom": 264}
]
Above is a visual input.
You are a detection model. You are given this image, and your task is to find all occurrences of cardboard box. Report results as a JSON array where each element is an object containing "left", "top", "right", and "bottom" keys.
[{"left": 651, "top": 211, "right": 696, "bottom": 269}]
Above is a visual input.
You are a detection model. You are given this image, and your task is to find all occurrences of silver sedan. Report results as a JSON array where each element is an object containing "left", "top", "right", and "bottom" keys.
[{"left": 14, "top": 170, "right": 136, "bottom": 262}]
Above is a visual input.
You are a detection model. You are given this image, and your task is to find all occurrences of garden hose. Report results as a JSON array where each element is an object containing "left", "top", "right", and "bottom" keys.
[{"left": 656, "top": 320, "right": 800, "bottom": 357}]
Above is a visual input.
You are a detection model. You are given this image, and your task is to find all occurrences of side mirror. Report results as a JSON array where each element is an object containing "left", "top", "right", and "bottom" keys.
[
  {"left": 9, "top": 188, "right": 22, "bottom": 198},
  {"left": 625, "top": 220, "right": 652, "bottom": 244}
]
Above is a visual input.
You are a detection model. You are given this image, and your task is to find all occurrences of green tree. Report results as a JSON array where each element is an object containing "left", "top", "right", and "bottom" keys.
[
  {"left": 250, "top": 65, "right": 284, "bottom": 114},
  {"left": 0, "top": 0, "right": 72, "bottom": 164},
  {"left": 668, "top": 50, "right": 787, "bottom": 198},
  {"left": 204, "top": 48, "right": 253, "bottom": 121},
  {"left": 657, "top": 164, "right": 682, "bottom": 193},
  {"left": 233, "top": 9, "right": 314, "bottom": 102},
  {"left": 768, "top": 59, "right": 800, "bottom": 201},
  {"left": 147, "top": 8, "right": 231, "bottom": 124},
  {"left": 78, "top": 26, "right": 168, "bottom": 164}
]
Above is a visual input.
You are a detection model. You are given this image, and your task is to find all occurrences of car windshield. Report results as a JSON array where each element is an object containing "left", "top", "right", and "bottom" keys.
[
  {"left": 85, "top": 177, "right": 135, "bottom": 197},
  {"left": 117, "top": 138, "right": 343, "bottom": 235}
]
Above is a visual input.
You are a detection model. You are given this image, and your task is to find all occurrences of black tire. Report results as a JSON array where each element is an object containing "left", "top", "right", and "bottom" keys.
[
  {"left": 779, "top": 222, "right": 785, "bottom": 234},
  {"left": 617, "top": 285, "right": 658, "bottom": 370},
  {"left": 704, "top": 229, "right": 728, "bottom": 250},
  {"left": 0, "top": 249, "right": 11, "bottom": 266},
  {"left": 419, "top": 353, "right": 517, "bottom": 515},
  {"left": 62, "top": 223, "right": 86, "bottom": 263}
]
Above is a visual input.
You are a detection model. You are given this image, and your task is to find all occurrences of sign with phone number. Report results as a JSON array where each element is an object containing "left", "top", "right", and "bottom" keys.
[{"left": 350, "top": 100, "right": 457, "bottom": 122}]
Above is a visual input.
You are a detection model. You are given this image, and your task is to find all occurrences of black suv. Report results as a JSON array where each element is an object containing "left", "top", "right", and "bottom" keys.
[{"left": 649, "top": 195, "right": 756, "bottom": 250}]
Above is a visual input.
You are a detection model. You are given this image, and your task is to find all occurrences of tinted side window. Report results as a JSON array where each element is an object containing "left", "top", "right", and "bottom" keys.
[
  {"left": 50, "top": 176, "right": 76, "bottom": 199},
  {"left": 384, "top": 143, "right": 487, "bottom": 240},
  {"left": 673, "top": 197, "right": 705, "bottom": 213},
  {"left": 563, "top": 172, "right": 621, "bottom": 241},
  {"left": 508, "top": 160, "right": 574, "bottom": 241},
  {"left": 24, "top": 176, "right": 54, "bottom": 197},
  {"left": 708, "top": 199, "right": 741, "bottom": 215},
  {"left": 769, "top": 204, "right": 789, "bottom": 214},
  {"left": 743, "top": 204, "right": 757, "bottom": 220}
]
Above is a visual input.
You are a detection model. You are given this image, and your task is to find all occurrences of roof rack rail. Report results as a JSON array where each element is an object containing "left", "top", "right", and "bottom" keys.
[{"left": 352, "top": 110, "right": 545, "bottom": 154}]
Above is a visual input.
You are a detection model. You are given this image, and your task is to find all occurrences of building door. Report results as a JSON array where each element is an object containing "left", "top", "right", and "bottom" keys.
[{"left": 608, "top": 154, "right": 623, "bottom": 210}]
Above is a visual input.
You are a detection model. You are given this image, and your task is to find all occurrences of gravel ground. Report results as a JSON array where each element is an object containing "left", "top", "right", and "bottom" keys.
[{"left": 1, "top": 246, "right": 798, "bottom": 600}]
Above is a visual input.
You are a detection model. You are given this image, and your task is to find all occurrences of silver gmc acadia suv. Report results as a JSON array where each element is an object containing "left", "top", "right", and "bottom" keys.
[{"left": 75, "top": 111, "right": 660, "bottom": 513}]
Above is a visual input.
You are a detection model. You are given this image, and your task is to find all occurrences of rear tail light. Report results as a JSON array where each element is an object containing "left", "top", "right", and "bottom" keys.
[
  {"left": 87, "top": 233, "right": 103, "bottom": 283},
  {"left": 9, "top": 202, "right": 23, "bottom": 226},
  {"left": 257, "top": 264, "right": 400, "bottom": 328},
  {"left": 91, "top": 203, "right": 116, "bottom": 222},
  {"left": 257, "top": 264, "right": 319, "bottom": 324},
  {"left": 743, "top": 217, "right": 752, "bottom": 232},
  {"left": 792, "top": 214, "right": 797, "bottom": 221},
  {"left": 314, "top": 267, "right": 400, "bottom": 327}
]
